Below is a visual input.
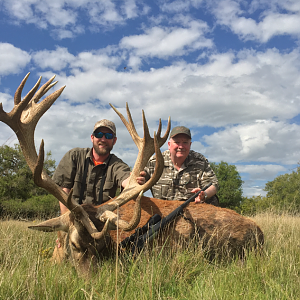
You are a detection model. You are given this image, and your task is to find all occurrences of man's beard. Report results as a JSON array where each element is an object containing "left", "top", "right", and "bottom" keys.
[{"left": 93, "top": 141, "right": 113, "bottom": 156}]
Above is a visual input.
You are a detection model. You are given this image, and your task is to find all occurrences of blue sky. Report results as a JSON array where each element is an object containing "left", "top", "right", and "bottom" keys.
[{"left": 1, "top": 0, "right": 300, "bottom": 197}]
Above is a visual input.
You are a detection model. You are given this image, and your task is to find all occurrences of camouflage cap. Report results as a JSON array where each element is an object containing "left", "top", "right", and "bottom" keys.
[
  {"left": 170, "top": 126, "right": 191, "bottom": 139},
  {"left": 93, "top": 119, "right": 116, "bottom": 135}
]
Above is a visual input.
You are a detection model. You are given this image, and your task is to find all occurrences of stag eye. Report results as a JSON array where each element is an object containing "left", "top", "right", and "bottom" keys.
[{"left": 71, "top": 242, "right": 79, "bottom": 251}]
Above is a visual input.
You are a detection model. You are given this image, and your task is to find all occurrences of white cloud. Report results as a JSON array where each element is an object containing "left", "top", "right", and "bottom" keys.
[
  {"left": 0, "top": 92, "right": 21, "bottom": 147},
  {"left": 32, "top": 47, "right": 75, "bottom": 71},
  {"left": 212, "top": 0, "right": 300, "bottom": 43},
  {"left": 236, "top": 164, "right": 288, "bottom": 180},
  {"left": 160, "top": 0, "right": 204, "bottom": 12},
  {"left": 121, "top": 0, "right": 139, "bottom": 18},
  {"left": 0, "top": 92, "right": 14, "bottom": 112},
  {"left": 243, "top": 186, "right": 266, "bottom": 197},
  {"left": 5, "top": 0, "right": 77, "bottom": 28},
  {"left": 204, "top": 121, "right": 300, "bottom": 165},
  {"left": 128, "top": 55, "right": 142, "bottom": 71},
  {"left": 119, "top": 21, "right": 213, "bottom": 58},
  {"left": 249, "top": 0, "right": 300, "bottom": 14},
  {"left": 0, "top": 43, "right": 31, "bottom": 76},
  {"left": 1, "top": 0, "right": 148, "bottom": 39}
]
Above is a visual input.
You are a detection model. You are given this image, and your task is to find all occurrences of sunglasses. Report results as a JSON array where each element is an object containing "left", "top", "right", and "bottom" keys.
[{"left": 93, "top": 131, "right": 114, "bottom": 139}]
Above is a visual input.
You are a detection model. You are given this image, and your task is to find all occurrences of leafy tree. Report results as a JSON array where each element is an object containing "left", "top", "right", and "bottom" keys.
[
  {"left": 240, "top": 195, "right": 269, "bottom": 215},
  {"left": 263, "top": 167, "right": 300, "bottom": 213},
  {"left": 0, "top": 144, "right": 56, "bottom": 201},
  {"left": 210, "top": 161, "right": 243, "bottom": 209}
]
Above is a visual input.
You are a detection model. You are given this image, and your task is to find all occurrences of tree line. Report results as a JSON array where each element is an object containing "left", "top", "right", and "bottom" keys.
[
  {"left": 241, "top": 166, "right": 300, "bottom": 215},
  {"left": 0, "top": 144, "right": 299, "bottom": 219},
  {"left": 0, "top": 144, "right": 59, "bottom": 219}
]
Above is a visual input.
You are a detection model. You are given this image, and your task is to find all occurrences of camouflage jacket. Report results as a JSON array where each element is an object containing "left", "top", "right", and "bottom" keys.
[
  {"left": 144, "top": 150, "right": 219, "bottom": 201},
  {"left": 52, "top": 147, "right": 130, "bottom": 205}
]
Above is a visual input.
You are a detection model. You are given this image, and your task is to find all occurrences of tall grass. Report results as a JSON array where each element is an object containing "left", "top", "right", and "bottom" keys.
[{"left": 0, "top": 213, "right": 300, "bottom": 299}]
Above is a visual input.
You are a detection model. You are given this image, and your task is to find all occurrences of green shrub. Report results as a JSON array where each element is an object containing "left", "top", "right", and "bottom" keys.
[{"left": 0, "top": 194, "right": 59, "bottom": 219}]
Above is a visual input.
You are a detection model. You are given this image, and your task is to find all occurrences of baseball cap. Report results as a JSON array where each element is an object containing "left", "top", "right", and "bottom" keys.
[
  {"left": 170, "top": 126, "right": 191, "bottom": 139},
  {"left": 93, "top": 119, "right": 116, "bottom": 135}
]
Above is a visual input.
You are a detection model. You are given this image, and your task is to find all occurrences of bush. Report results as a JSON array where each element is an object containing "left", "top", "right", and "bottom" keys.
[
  {"left": 240, "top": 195, "right": 269, "bottom": 215},
  {"left": 210, "top": 161, "right": 243, "bottom": 210},
  {"left": 0, "top": 194, "right": 59, "bottom": 219}
]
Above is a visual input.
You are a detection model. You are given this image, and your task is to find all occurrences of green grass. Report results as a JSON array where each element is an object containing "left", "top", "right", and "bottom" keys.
[{"left": 0, "top": 213, "right": 300, "bottom": 299}]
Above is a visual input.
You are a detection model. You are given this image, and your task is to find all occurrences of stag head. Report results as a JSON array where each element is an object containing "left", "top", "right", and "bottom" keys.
[{"left": 0, "top": 73, "right": 170, "bottom": 271}]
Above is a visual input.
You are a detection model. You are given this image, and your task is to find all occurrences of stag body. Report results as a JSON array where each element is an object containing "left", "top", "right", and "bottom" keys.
[
  {"left": 115, "top": 197, "right": 264, "bottom": 256},
  {"left": 39, "top": 195, "right": 263, "bottom": 271}
]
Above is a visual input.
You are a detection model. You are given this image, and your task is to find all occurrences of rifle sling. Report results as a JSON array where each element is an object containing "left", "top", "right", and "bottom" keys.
[{"left": 78, "top": 157, "right": 90, "bottom": 205}]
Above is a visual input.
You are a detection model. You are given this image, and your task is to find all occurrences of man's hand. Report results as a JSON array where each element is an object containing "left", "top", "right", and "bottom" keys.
[
  {"left": 191, "top": 188, "right": 206, "bottom": 203},
  {"left": 136, "top": 171, "right": 146, "bottom": 185},
  {"left": 122, "top": 171, "right": 146, "bottom": 188},
  {"left": 191, "top": 185, "right": 217, "bottom": 203}
]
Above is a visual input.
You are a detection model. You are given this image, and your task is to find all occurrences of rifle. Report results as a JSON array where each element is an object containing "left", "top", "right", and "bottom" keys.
[{"left": 120, "top": 182, "right": 212, "bottom": 254}]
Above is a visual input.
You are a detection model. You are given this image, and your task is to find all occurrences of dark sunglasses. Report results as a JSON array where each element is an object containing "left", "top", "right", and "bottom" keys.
[{"left": 93, "top": 131, "right": 114, "bottom": 139}]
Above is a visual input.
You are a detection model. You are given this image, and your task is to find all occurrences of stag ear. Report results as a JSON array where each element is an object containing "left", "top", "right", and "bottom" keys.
[{"left": 28, "top": 215, "right": 69, "bottom": 232}]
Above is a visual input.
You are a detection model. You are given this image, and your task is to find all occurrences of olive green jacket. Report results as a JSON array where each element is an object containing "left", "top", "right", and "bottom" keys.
[{"left": 52, "top": 147, "right": 130, "bottom": 205}]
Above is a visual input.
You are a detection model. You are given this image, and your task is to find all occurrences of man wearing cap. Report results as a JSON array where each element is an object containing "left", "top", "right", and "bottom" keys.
[
  {"left": 53, "top": 119, "right": 145, "bottom": 214},
  {"left": 144, "top": 126, "right": 219, "bottom": 206}
]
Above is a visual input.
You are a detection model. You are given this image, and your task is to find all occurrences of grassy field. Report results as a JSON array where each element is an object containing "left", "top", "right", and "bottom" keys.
[{"left": 0, "top": 213, "right": 300, "bottom": 300}]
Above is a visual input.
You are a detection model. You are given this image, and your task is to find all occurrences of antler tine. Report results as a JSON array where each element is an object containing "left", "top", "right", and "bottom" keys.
[
  {"left": 26, "top": 85, "right": 65, "bottom": 127},
  {"left": 31, "top": 75, "right": 57, "bottom": 104},
  {"left": 96, "top": 191, "right": 143, "bottom": 236},
  {"left": 34, "top": 139, "right": 71, "bottom": 208},
  {"left": 156, "top": 118, "right": 162, "bottom": 139},
  {"left": 156, "top": 116, "right": 171, "bottom": 147},
  {"left": 19, "top": 76, "right": 42, "bottom": 107},
  {"left": 9, "top": 76, "right": 41, "bottom": 124},
  {"left": 110, "top": 103, "right": 141, "bottom": 147},
  {"left": 96, "top": 103, "right": 170, "bottom": 229},
  {"left": 43, "top": 81, "right": 58, "bottom": 98},
  {"left": 14, "top": 73, "right": 31, "bottom": 105},
  {"left": 141, "top": 108, "right": 152, "bottom": 143}
]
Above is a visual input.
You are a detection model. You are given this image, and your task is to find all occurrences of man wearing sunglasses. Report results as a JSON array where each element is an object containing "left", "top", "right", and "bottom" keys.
[
  {"left": 144, "top": 126, "right": 219, "bottom": 206},
  {"left": 53, "top": 119, "right": 145, "bottom": 215}
]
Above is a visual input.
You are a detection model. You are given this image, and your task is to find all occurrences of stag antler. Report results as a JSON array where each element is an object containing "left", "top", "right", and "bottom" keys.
[
  {"left": 96, "top": 103, "right": 171, "bottom": 230},
  {"left": 0, "top": 73, "right": 102, "bottom": 237}
]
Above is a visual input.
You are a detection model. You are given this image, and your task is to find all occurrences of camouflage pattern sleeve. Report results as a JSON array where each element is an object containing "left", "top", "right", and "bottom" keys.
[
  {"left": 144, "top": 155, "right": 157, "bottom": 182},
  {"left": 199, "top": 159, "right": 219, "bottom": 191}
]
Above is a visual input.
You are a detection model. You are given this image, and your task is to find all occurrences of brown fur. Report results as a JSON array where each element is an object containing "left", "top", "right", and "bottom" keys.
[
  {"left": 111, "top": 196, "right": 264, "bottom": 257},
  {"left": 45, "top": 196, "right": 263, "bottom": 271}
]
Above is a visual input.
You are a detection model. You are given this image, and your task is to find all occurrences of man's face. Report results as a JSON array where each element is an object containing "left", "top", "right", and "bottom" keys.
[
  {"left": 91, "top": 127, "right": 117, "bottom": 156},
  {"left": 168, "top": 133, "right": 191, "bottom": 161}
]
